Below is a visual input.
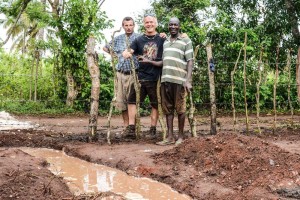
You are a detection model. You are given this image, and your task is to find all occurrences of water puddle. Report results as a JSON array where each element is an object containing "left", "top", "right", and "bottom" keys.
[{"left": 21, "top": 148, "right": 191, "bottom": 200}]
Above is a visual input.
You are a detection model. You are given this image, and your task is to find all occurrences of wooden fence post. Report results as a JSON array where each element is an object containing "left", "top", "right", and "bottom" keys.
[
  {"left": 87, "top": 36, "right": 100, "bottom": 141},
  {"left": 255, "top": 48, "right": 263, "bottom": 134},
  {"left": 296, "top": 47, "right": 300, "bottom": 102},
  {"left": 107, "top": 28, "right": 121, "bottom": 144},
  {"left": 273, "top": 46, "right": 280, "bottom": 134},
  {"left": 243, "top": 32, "right": 249, "bottom": 134},
  {"left": 287, "top": 49, "right": 294, "bottom": 127},
  {"left": 205, "top": 44, "right": 217, "bottom": 135}
]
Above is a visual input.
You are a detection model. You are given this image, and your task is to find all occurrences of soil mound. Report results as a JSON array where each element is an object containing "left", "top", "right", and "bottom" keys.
[{"left": 153, "top": 132, "right": 300, "bottom": 199}]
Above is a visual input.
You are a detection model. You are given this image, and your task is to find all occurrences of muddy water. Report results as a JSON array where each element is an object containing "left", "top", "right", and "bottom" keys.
[{"left": 21, "top": 148, "right": 190, "bottom": 200}]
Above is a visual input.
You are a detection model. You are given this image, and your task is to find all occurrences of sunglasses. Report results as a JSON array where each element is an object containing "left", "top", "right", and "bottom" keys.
[{"left": 144, "top": 13, "right": 156, "bottom": 17}]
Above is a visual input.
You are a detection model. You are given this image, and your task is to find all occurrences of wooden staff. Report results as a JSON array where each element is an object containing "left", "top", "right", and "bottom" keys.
[
  {"left": 157, "top": 76, "right": 167, "bottom": 140},
  {"left": 125, "top": 36, "right": 141, "bottom": 138},
  {"left": 188, "top": 45, "right": 200, "bottom": 137},
  {"left": 107, "top": 27, "right": 121, "bottom": 144}
]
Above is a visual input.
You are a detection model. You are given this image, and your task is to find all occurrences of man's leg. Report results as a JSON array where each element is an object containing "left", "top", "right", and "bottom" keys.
[
  {"left": 122, "top": 110, "right": 129, "bottom": 127},
  {"left": 166, "top": 114, "right": 175, "bottom": 141},
  {"left": 178, "top": 113, "right": 185, "bottom": 140},
  {"left": 128, "top": 104, "right": 136, "bottom": 125},
  {"left": 150, "top": 107, "right": 158, "bottom": 127}
]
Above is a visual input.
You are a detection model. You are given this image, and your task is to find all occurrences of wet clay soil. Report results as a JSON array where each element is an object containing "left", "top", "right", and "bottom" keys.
[{"left": 1, "top": 115, "right": 300, "bottom": 199}]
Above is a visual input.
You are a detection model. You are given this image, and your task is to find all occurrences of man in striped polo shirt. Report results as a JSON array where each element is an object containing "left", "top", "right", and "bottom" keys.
[{"left": 157, "top": 17, "right": 194, "bottom": 146}]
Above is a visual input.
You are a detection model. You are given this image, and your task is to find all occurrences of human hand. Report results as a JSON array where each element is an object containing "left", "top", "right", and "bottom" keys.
[
  {"left": 181, "top": 33, "right": 189, "bottom": 38},
  {"left": 183, "top": 81, "right": 192, "bottom": 93},
  {"left": 122, "top": 50, "right": 132, "bottom": 59},
  {"left": 159, "top": 32, "right": 167, "bottom": 38},
  {"left": 137, "top": 56, "right": 151, "bottom": 63}
]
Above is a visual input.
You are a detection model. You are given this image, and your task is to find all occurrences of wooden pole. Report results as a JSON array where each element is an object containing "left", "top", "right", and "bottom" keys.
[
  {"left": 255, "top": 47, "right": 263, "bottom": 134},
  {"left": 296, "top": 47, "right": 300, "bottom": 102},
  {"left": 87, "top": 36, "right": 100, "bottom": 141},
  {"left": 126, "top": 36, "right": 141, "bottom": 138},
  {"left": 273, "top": 46, "right": 280, "bottom": 134},
  {"left": 287, "top": 49, "right": 294, "bottom": 127},
  {"left": 156, "top": 77, "right": 167, "bottom": 140},
  {"left": 205, "top": 44, "right": 217, "bottom": 135},
  {"left": 107, "top": 28, "right": 121, "bottom": 144},
  {"left": 188, "top": 45, "right": 200, "bottom": 137},
  {"left": 243, "top": 32, "right": 249, "bottom": 134},
  {"left": 231, "top": 45, "right": 243, "bottom": 132}
]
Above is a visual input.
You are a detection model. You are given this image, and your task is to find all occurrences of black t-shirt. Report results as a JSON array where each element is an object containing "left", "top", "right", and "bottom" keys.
[{"left": 130, "top": 33, "right": 165, "bottom": 81}]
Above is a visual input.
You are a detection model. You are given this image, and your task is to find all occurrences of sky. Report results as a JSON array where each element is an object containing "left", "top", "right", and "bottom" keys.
[{"left": 0, "top": 0, "right": 151, "bottom": 52}]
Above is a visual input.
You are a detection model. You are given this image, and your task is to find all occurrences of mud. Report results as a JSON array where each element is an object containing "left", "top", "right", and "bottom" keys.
[{"left": 0, "top": 115, "right": 300, "bottom": 199}]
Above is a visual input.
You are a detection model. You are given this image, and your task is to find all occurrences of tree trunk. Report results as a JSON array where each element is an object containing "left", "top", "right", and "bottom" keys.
[
  {"left": 86, "top": 36, "right": 100, "bottom": 140},
  {"left": 284, "top": 0, "right": 300, "bottom": 46},
  {"left": 66, "top": 70, "right": 77, "bottom": 107},
  {"left": 205, "top": 44, "right": 217, "bottom": 135}
]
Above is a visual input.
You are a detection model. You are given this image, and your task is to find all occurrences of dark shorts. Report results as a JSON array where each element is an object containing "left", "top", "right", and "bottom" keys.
[
  {"left": 128, "top": 80, "right": 158, "bottom": 109},
  {"left": 161, "top": 82, "right": 187, "bottom": 115}
]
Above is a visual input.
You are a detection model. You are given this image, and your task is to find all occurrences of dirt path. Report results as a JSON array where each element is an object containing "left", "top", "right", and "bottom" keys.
[{"left": 1, "top": 114, "right": 300, "bottom": 199}]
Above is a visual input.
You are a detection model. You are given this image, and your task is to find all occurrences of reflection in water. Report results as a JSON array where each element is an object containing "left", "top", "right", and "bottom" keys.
[{"left": 21, "top": 148, "right": 190, "bottom": 200}]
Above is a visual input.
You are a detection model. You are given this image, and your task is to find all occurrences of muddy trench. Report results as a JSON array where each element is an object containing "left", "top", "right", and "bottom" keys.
[{"left": 1, "top": 115, "right": 300, "bottom": 200}]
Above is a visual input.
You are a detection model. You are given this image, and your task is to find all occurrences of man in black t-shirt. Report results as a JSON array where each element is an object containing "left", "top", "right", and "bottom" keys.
[{"left": 123, "top": 14, "right": 164, "bottom": 139}]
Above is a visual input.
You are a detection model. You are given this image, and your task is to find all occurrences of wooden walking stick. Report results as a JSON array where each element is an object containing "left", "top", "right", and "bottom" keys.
[
  {"left": 157, "top": 76, "right": 167, "bottom": 140},
  {"left": 107, "top": 27, "right": 121, "bottom": 144},
  {"left": 188, "top": 45, "right": 200, "bottom": 137},
  {"left": 125, "top": 36, "right": 141, "bottom": 138}
]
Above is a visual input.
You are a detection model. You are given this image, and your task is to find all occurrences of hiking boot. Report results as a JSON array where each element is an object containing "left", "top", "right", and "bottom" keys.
[
  {"left": 123, "top": 125, "right": 136, "bottom": 139},
  {"left": 145, "top": 126, "right": 157, "bottom": 139}
]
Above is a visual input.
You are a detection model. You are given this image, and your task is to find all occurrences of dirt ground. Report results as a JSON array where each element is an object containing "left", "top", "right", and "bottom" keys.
[{"left": 1, "top": 114, "right": 300, "bottom": 200}]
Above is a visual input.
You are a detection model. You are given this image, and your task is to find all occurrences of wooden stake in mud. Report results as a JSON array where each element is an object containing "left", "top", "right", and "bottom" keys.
[
  {"left": 156, "top": 77, "right": 167, "bottom": 140},
  {"left": 126, "top": 36, "right": 141, "bottom": 138},
  {"left": 231, "top": 45, "right": 244, "bottom": 132},
  {"left": 243, "top": 32, "right": 249, "bottom": 134},
  {"left": 287, "top": 49, "right": 294, "bottom": 127},
  {"left": 107, "top": 28, "right": 121, "bottom": 144},
  {"left": 296, "top": 47, "right": 300, "bottom": 102},
  {"left": 273, "top": 46, "right": 280, "bottom": 134},
  {"left": 87, "top": 36, "right": 100, "bottom": 141},
  {"left": 205, "top": 44, "right": 217, "bottom": 135},
  {"left": 188, "top": 45, "right": 200, "bottom": 137},
  {"left": 255, "top": 47, "right": 263, "bottom": 134}
]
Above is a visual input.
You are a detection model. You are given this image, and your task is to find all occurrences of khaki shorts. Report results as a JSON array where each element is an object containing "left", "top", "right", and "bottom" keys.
[
  {"left": 161, "top": 82, "right": 187, "bottom": 115},
  {"left": 114, "top": 72, "right": 133, "bottom": 111}
]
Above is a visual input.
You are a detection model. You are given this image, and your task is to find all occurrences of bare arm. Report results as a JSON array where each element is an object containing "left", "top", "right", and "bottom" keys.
[
  {"left": 184, "top": 59, "right": 194, "bottom": 92},
  {"left": 138, "top": 56, "right": 163, "bottom": 67}
]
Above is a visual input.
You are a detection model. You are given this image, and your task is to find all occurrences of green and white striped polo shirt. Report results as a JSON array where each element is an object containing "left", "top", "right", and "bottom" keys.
[{"left": 161, "top": 36, "right": 194, "bottom": 85}]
